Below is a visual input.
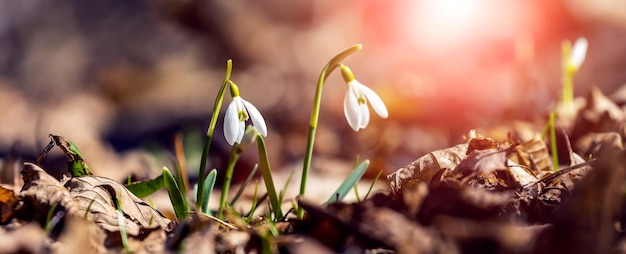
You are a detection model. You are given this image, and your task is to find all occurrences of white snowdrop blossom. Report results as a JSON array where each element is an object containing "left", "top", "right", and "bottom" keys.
[
  {"left": 340, "top": 64, "right": 388, "bottom": 132},
  {"left": 567, "top": 37, "right": 588, "bottom": 71},
  {"left": 224, "top": 96, "right": 267, "bottom": 145}
]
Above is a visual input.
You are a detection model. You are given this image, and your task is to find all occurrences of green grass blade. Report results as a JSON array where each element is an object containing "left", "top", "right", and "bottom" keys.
[
  {"left": 44, "top": 204, "right": 57, "bottom": 233},
  {"left": 163, "top": 167, "right": 189, "bottom": 220},
  {"left": 115, "top": 195, "right": 131, "bottom": 254},
  {"left": 278, "top": 169, "right": 295, "bottom": 206},
  {"left": 363, "top": 169, "right": 383, "bottom": 200},
  {"left": 246, "top": 180, "right": 260, "bottom": 224},
  {"left": 256, "top": 134, "right": 282, "bottom": 220},
  {"left": 324, "top": 160, "right": 370, "bottom": 205},
  {"left": 230, "top": 164, "right": 258, "bottom": 207},
  {"left": 172, "top": 158, "right": 190, "bottom": 210},
  {"left": 201, "top": 169, "right": 218, "bottom": 214},
  {"left": 125, "top": 173, "right": 165, "bottom": 198}
]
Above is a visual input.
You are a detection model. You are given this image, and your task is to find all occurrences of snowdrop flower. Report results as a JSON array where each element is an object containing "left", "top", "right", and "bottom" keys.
[
  {"left": 340, "top": 64, "right": 388, "bottom": 131},
  {"left": 565, "top": 37, "right": 588, "bottom": 72},
  {"left": 224, "top": 82, "right": 267, "bottom": 145}
]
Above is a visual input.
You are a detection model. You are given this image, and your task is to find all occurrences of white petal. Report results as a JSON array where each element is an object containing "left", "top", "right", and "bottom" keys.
[
  {"left": 570, "top": 37, "right": 588, "bottom": 69},
  {"left": 224, "top": 100, "right": 240, "bottom": 145},
  {"left": 344, "top": 87, "right": 361, "bottom": 131},
  {"left": 356, "top": 81, "right": 389, "bottom": 118},
  {"left": 235, "top": 119, "right": 245, "bottom": 144},
  {"left": 241, "top": 99, "right": 268, "bottom": 137},
  {"left": 359, "top": 103, "right": 370, "bottom": 129}
]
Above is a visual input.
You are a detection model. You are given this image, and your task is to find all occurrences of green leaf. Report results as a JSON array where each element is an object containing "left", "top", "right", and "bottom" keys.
[
  {"left": 200, "top": 169, "right": 217, "bottom": 214},
  {"left": 230, "top": 164, "right": 258, "bottom": 207},
  {"left": 125, "top": 173, "right": 165, "bottom": 198},
  {"left": 163, "top": 167, "right": 189, "bottom": 220},
  {"left": 324, "top": 160, "right": 370, "bottom": 205},
  {"left": 256, "top": 134, "right": 282, "bottom": 220}
]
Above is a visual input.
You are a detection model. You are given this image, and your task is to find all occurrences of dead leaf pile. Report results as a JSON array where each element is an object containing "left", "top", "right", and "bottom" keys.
[
  {"left": 293, "top": 86, "right": 626, "bottom": 253},
  {"left": 5, "top": 163, "right": 173, "bottom": 253}
]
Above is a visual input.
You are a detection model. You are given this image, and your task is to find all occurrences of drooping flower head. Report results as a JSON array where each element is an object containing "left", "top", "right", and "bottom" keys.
[
  {"left": 564, "top": 37, "right": 588, "bottom": 73},
  {"left": 223, "top": 81, "right": 267, "bottom": 145},
  {"left": 340, "top": 64, "right": 388, "bottom": 131}
]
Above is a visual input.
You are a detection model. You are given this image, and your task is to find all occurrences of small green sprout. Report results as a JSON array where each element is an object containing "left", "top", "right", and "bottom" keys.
[
  {"left": 37, "top": 134, "right": 92, "bottom": 177},
  {"left": 163, "top": 167, "right": 189, "bottom": 220}
]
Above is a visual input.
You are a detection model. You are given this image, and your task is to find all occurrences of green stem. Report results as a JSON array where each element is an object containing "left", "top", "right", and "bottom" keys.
[
  {"left": 198, "top": 60, "right": 233, "bottom": 210},
  {"left": 298, "top": 44, "right": 362, "bottom": 219},
  {"left": 218, "top": 147, "right": 240, "bottom": 220},
  {"left": 549, "top": 112, "right": 559, "bottom": 172},
  {"left": 562, "top": 69, "right": 574, "bottom": 108}
]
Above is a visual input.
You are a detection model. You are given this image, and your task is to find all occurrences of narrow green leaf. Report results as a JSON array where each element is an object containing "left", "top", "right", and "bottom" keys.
[
  {"left": 246, "top": 180, "right": 260, "bottom": 224},
  {"left": 172, "top": 158, "right": 190, "bottom": 210},
  {"left": 256, "top": 134, "right": 282, "bottom": 220},
  {"left": 324, "top": 160, "right": 370, "bottom": 205},
  {"left": 230, "top": 164, "right": 258, "bottom": 206},
  {"left": 201, "top": 169, "right": 218, "bottom": 214},
  {"left": 45, "top": 204, "right": 57, "bottom": 233},
  {"left": 278, "top": 169, "right": 295, "bottom": 206},
  {"left": 163, "top": 167, "right": 189, "bottom": 220},
  {"left": 115, "top": 195, "right": 131, "bottom": 253},
  {"left": 125, "top": 173, "right": 165, "bottom": 198},
  {"left": 363, "top": 169, "right": 384, "bottom": 200}
]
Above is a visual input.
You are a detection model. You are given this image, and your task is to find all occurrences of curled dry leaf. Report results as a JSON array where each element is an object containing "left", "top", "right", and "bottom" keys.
[
  {"left": 387, "top": 143, "right": 467, "bottom": 194},
  {"left": 19, "top": 163, "right": 171, "bottom": 237},
  {"left": 63, "top": 176, "right": 172, "bottom": 235},
  {"left": 453, "top": 147, "right": 510, "bottom": 176},
  {"left": 572, "top": 85, "right": 625, "bottom": 139},
  {"left": 510, "top": 134, "right": 552, "bottom": 174},
  {"left": 575, "top": 131, "right": 623, "bottom": 158},
  {"left": 19, "top": 163, "right": 81, "bottom": 218}
]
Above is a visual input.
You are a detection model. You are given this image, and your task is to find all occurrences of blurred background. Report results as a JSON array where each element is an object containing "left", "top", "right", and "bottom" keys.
[{"left": 0, "top": 0, "right": 626, "bottom": 193}]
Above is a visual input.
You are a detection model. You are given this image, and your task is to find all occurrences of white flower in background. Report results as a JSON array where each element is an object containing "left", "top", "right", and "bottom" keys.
[
  {"left": 340, "top": 64, "right": 388, "bottom": 131},
  {"left": 566, "top": 37, "right": 588, "bottom": 72},
  {"left": 224, "top": 95, "right": 267, "bottom": 145}
]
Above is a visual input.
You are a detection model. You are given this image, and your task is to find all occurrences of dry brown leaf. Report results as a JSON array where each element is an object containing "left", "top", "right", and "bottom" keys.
[
  {"left": 19, "top": 163, "right": 171, "bottom": 237},
  {"left": 63, "top": 175, "right": 172, "bottom": 235},
  {"left": 572, "top": 85, "right": 625, "bottom": 139},
  {"left": 453, "top": 147, "right": 510, "bottom": 176},
  {"left": 510, "top": 134, "right": 553, "bottom": 174},
  {"left": 0, "top": 185, "right": 16, "bottom": 223},
  {"left": 387, "top": 143, "right": 468, "bottom": 194},
  {"left": 575, "top": 132, "right": 623, "bottom": 158},
  {"left": 19, "top": 162, "right": 81, "bottom": 217}
]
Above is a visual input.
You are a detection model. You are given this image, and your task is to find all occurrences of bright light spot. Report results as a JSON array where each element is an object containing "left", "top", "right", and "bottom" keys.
[
  {"left": 399, "top": 0, "right": 531, "bottom": 52},
  {"left": 406, "top": 0, "right": 489, "bottom": 45},
  {"left": 423, "top": 0, "right": 485, "bottom": 31}
]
